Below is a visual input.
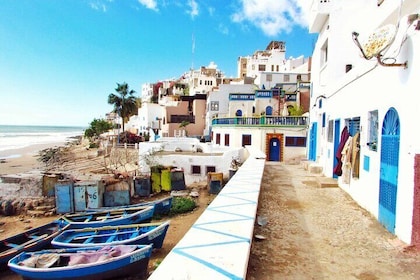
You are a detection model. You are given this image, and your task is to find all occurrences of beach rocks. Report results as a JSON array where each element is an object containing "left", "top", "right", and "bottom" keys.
[{"left": 0, "top": 197, "right": 55, "bottom": 216}]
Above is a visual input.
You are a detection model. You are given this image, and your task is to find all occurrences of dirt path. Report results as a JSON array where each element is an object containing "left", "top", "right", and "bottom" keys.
[{"left": 247, "top": 162, "right": 420, "bottom": 280}]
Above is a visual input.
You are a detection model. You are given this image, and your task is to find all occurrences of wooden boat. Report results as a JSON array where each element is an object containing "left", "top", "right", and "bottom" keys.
[
  {"left": 0, "top": 220, "right": 70, "bottom": 267},
  {"left": 8, "top": 244, "right": 153, "bottom": 280},
  {"left": 87, "top": 196, "right": 173, "bottom": 216},
  {"left": 51, "top": 220, "right": 170, "bottom": 249},
  {"left": 60, "top": 205, "right": 155, "bottom": 229}
]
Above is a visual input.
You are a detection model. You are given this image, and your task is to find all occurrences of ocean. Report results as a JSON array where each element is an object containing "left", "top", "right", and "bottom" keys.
[{"left": 0, "top": 125, "right": 86, "bottom": 158}]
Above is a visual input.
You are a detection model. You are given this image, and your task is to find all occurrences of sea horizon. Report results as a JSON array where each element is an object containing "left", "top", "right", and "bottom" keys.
[{"left": 0, "top": 124, "right": 86, "bottom": 158}]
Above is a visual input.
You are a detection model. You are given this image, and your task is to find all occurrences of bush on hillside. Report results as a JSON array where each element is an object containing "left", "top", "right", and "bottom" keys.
[
  {"left": 85, "top": 118, "right": 113, "bottom": 139},
  {"left": 169, "top": 197, "right": 196, "bottom": 216},
  {"left": 118, "top": 131, "right": 143, "bottom": 144}
]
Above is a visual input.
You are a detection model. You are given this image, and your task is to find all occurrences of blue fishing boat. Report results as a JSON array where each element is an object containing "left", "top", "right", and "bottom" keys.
[
  {"left": 88, "top": 196, "right": 173, "bottom": 216},
  {"left": 60, "top": 205, "right": 155, "bottom": 229},
  {"left": 0, "top": 220, "right": 70, "bottom": 267},
  {"left": 51, "top": 221, "right": 170, "bottom": 249},
  {"left": 8, "top": 244, "right": 153, "bottom": 280}
]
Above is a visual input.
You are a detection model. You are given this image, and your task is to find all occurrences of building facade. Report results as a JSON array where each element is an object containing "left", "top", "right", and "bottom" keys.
[{"left": 308, "top": 0, "right": 420, "bottom": 245}]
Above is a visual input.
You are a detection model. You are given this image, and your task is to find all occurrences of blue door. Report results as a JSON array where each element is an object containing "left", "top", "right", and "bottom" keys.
[
  {"left": 308, "top": 122, "right": 317, "bottom": 161},
  {"left": 269, "top": 138, "right": 280, "bottom": 161},
  {"left": 55, "top": 183, "right": 74, "bottom": 214},
  {"left": 266, "top": 106, "right": 273, "bottom": 116},
  {"left": 333, "top": 120, "right": 341, "bottom": 178},
  {"left": 378, "top": 108, "right": 400, "bottom": 234}
]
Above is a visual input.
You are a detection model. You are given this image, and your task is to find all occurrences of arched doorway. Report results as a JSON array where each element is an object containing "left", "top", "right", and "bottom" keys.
[
  {"left": 236, "top": 109, "right": 242, "bottom": 117},
  {"left": 266, "top": 134, "right": 283, "bottom": 162},
  {"left": 378, "top": 107, "right": 400, "bottom": 234},
  {"left": 266, "top": 106, "right": 273, "bottom": 116}
]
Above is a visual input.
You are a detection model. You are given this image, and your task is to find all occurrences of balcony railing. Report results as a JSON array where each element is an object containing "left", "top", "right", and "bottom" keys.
[{"left": 212, "top": 116, "right": 308, "bottom": 126}]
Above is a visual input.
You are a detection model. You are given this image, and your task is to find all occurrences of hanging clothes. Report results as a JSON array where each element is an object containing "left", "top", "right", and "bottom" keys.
[
  {"left": 351, "top": 131, "right": 361, "bottom": 178},
  {"left": 333, "top": 126, "right": 350, "bottom": 176},
  {"left": 341, "top": 136, "right": 353, "bottom": 184}
]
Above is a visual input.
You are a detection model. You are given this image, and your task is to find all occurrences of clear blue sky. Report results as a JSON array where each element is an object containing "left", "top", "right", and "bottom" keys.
[{"left": 0, "top": 0, "right": 317, "bottom": 127}]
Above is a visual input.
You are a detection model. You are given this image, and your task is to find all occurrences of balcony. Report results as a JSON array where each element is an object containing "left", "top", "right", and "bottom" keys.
[
  {"left": 212, "top": 116, "right": 308, "bottom": 127},
  {"left": 309, "top": 0, "right": 332, "bottom": 33},
  {"left": 170, "top": 115, "right": 195, "bottom": 124}
]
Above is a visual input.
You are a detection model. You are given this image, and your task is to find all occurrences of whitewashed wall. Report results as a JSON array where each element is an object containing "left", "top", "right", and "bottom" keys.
[
  {"left": 138, "top": 138, "right": 245, "bottom": 185},
  {"left": 310, "top": 0, "right": 420, "bottom": 244}
]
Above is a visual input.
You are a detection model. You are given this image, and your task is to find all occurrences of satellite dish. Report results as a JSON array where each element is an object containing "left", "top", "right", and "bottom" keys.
[{"left": 361, "top": 24, "right": 397, "bottom": 59}]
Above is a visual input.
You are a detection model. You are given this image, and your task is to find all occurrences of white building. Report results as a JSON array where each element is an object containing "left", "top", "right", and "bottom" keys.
[
  {"left": 141, "top": 83, "right": 154, "bottom": 103},
  {"left": 137, "top": 102, "right": 164, "bottom": 140},
  {"left": 308, "top": 0, "right": 420, "bottom": 245},
  {"left": 205, "top": 84, "right": 256, "bottom": 137},
  {"left": 182, "top": 62, "right": 224, "bottom": 96},
  {"left": 237, "top": 41, "right": 310, "bottom": 86}
]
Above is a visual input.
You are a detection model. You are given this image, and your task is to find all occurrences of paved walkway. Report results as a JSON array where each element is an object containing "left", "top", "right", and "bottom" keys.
[{"left": 247, "top": 161, "right": 420, "bottom": 280}]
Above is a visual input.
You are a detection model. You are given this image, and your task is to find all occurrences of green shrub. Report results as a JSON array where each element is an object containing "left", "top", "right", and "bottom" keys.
[{"left": 169, "top": 196, "right": 196, "bottom": 215}]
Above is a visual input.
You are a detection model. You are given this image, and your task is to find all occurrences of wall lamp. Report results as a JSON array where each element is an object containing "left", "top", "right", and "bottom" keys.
[{"left": 312, "top": 95, "right": 327, "bottom": 108}]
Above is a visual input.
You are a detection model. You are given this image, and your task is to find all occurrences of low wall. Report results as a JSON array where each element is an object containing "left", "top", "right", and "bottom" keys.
[{"left": 148, "top": 147, "right": 266, "bottom": 280}]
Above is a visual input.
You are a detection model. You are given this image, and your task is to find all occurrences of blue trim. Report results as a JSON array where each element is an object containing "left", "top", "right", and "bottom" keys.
[
  {"left": 191, "top": 225, "right": 251, "bottom": 242},
  {"left": 173, "top": 247, "right": 243, "bottom": 280},
  {"left": 363, "top": 155, "right": 370, "bottom": 171}
]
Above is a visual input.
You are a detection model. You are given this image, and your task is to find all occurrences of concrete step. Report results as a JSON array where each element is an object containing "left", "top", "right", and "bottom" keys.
[
  {"left": 301, "top": 161, "right": 324, "bottom": 174},
  {"left": 316, "top": 177, "right": 339, "bottom": 188}
]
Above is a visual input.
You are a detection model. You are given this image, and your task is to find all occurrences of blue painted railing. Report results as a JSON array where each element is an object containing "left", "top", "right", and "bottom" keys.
[{"left": 212, "top": 116, "right": 308, "bottom": 126}]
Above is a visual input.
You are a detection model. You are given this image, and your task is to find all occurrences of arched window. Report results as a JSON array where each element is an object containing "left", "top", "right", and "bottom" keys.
[
  {"left": 266, "top": 106, "right": 273, "bottom": 116},
  {"left": 236, "top": 109, "right": 242, "bottom": 117}
]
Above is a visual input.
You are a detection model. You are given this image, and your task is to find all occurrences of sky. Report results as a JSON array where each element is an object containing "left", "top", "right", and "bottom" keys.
[{"left": 0, "top": 0, "right": 318, "bottom": 127}]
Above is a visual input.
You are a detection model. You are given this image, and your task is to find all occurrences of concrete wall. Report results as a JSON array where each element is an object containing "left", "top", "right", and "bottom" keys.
[
  {"left": 148, "top": 146, "right": 266, "bottom": 280},
  {"left": 211, "top": 126, "right": 307, "bottom": 161},
  {"left": 138, "top": 138, "right": 245, "bottom": 185}
]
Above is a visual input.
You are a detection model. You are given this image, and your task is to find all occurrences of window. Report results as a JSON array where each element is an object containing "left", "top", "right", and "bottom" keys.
[
  {"left": 368, "top": 110, "right": 378, "bottom": 151},
  {"left": 224, "top": 134, "right": 230, "bottom": 146},
  {"left": 276, "top": 65, "right": 279, "bottom": 72},
  {"left": 210, "top": 101, "right": 219, "bottom": 111},
  {"left": 258, "top": 64, "right": 266, "bottom": 71},
  {"left": 321, "top": 40, "right": 328, "bottom": 66},
  {"left": 266, "top": 74, "right": 272, "bottom": 82},
  {"left": 191, "top": 165, "right": 201, "bottom": 175},
  {"left": 216, "top": 133, "right": 220, "bottom": 144},
  {"left": 346, "top": 117, "right": 360, "bottom": 136},
  {"left": 242, "top": 134, "right": 252, "bottom": 146},
  {"left": 285, "top": 136, "right": 307, "bottom": 147},
  {"left": 284, "top": 74, "right": 290, "bottom": 82},
  {"left": 206, "top": 166, "right": 216, "bottom": 173},
  {"left": 271, "top": 65, "right": 274, "bottom": 71},
  {"left": 327, "top": 120, "right": 334, "bottom": 142}
]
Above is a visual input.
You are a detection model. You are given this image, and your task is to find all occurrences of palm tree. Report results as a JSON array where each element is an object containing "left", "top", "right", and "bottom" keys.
[{"left": 108, "top": 82, "right": 138, "bottom": 132}]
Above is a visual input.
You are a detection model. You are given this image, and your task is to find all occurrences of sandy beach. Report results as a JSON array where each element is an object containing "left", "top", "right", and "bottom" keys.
[{"left": 0, "top": 142, "right": 67, "bottom": 175}]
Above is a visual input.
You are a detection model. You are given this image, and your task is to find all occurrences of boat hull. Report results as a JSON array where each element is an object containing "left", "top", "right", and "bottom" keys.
[
  {"left": 8, "top": 245, "right": 152, "bottom": 280},
  {"left": 87, "top": 196, "right": 173, "bottom": 216},
  {"left": 0, "top": 220, "right": 69, "bottom": 267},
  {"left": 61, "top": 205, "right": 155, "bottom": 229},
  {"left": 52, "top": 221, "right": 170, "bottom": 249}
]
